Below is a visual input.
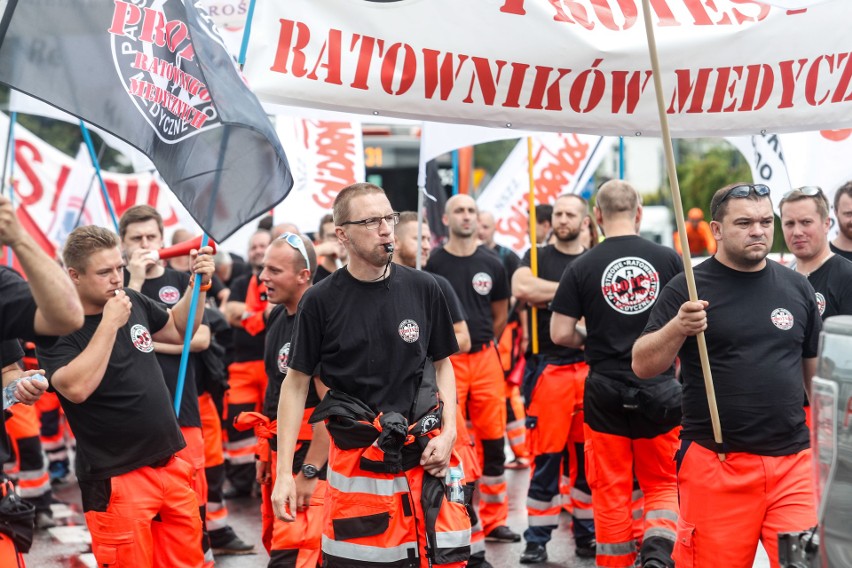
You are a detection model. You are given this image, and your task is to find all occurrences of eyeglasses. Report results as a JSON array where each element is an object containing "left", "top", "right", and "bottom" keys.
[
  {"left": 341, "top": 212, "right": 400, "bottom": 230},
  {"left": 711, "top": 184, "right": 770, "bottom": 220},
  {"left": 278, "top": 232, "right": 310, "bottom": 271}
]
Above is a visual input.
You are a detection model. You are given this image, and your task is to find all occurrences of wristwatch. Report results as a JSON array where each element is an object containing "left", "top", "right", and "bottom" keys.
[{"left": 301, "top": 464, "right": 319, "bottom": 479}]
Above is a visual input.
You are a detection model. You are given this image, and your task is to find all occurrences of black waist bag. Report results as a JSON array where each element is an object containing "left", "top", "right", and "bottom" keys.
[
  {"left": 0, "top": 479, "right": 35, "bottom": 553},
  {"left": 623, "top": 378, "right": 683, "bottom": 429}
]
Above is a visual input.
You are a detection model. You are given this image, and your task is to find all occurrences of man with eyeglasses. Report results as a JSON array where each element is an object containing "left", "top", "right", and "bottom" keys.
[
  {"left": 634, "top": 182, "right": 820, "bottom": 568},
  {"left": 830, "top": 181, "right": 852, "bottom": 261},
  {"left": 272, "top": 183, "right": 470, "bottom": 567},
  {"left": 550, "top": 181, "right": 682, "bottom": 568},
  {"left": 240, "top": 231, "right": 331, "bottom": 567},
  {"left": 781, "top": 186, "right": 852, "bottom": 320},
  {"left": 426, "top": 194, "right": 518, "bottom": 545}
]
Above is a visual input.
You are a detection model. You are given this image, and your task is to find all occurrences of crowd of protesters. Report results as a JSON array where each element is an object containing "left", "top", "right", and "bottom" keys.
[{"left": 0, "top": 178, "right": 850, "bottom": 568}]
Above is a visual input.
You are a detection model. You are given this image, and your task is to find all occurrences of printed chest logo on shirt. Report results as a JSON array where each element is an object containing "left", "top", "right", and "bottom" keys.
[
  {"left": 472, "top": 272, "right": 493, "bottom": 296},
  {"left": 398, "top": 319, "right": 420, "bottom": 343},
  {"left": 130, "top": 324, "right": 154, "bottom": 353},
  {"left": 159, "top": 285, "right": 180, "bottom": 305},
  {"left": 771, "top": 308, "right": 795, "bottom": 330},
  {"left": 815, "top": 292, "right": 826, "bottom": 316},
  {"left": 278, "top": 342, "right": 290, "bottom": 373},
  {"left": 600, "top": 257, "right": 660, "bottom": 314}
]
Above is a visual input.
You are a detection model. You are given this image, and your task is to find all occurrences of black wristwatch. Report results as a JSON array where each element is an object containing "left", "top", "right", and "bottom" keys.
[{"left": 301, "top": 464, "right": 319, "bottom": 479}]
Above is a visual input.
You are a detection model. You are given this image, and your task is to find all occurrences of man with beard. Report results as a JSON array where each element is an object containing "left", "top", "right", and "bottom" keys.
[
  {"left": 550, "top": 181, "right": 682, "bottom": 568},
  {"left": 426, "top": 195, "right": 518, "bottom": 543},
  {"left": 830, "top": 181, "right": 852, "bottom": 261},
  {"left": 224, "top": 230, "right": 273, "bottom": 498},
  {"left": 272, "top": 183, "right": 469, "bottom": 567},
  {"left": 512, "top": 194, "right": 595, "bottom": 563},
  {"left": 635, "top": 183, "right": 820, "bottom": 568}
]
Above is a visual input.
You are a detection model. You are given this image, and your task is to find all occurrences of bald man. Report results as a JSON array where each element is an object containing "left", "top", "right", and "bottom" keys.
[{"left": 426, "top": 195, "right": 518, "bottom": 545}]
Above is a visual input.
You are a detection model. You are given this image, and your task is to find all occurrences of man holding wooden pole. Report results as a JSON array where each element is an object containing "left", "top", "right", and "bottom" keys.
[{"left": 634, "top": 183, "right": 820, "bottom": 568}]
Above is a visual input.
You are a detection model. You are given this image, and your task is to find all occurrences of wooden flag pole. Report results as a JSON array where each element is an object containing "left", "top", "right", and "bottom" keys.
[
  {"left": 641, "top": 0, "right": 725, "bottom": 460},
  {"left": 527, "top": 137, "right": 539, "bottom": 355}
]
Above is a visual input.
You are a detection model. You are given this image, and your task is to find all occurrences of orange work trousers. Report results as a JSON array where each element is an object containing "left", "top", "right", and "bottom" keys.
[
  {"left": 260, "top": 448, "right": 326, "bottom": 567},
  {"left": 674, "top": 443, "right": 816, "bottom": 568},
  {"left": 505, "top": 383, "right": 528, "bottom": 461},
  {"left": 524, "top": 361, "right": 593, "bottom": 544},
  {"left": 584, "top": 425, "right": 679, "bottom": 568},
  {"left": 224, "top": 360, "right": 267, "bottom": 495},
  {"left": 4, "top": 404, "right": 51, "bottom": 504},
  {"left": 451, "top": 344, "right": 507, "bottom": 535},
  {"left": 83, "top": 456, "right": 203, "bottom": 568},
  {"left": 198, "top": 392, "right": 232, "bottom": 537},
  {"left": 0, "top": 532, "right": 23, "bottom": 567}
]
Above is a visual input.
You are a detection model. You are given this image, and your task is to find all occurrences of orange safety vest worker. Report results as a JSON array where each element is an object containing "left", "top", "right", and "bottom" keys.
[{"left": 311, "top": 389, "right": 471, "bottom": 567}]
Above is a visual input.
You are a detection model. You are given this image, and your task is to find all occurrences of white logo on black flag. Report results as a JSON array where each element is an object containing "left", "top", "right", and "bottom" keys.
[{"left": 0, "top": 0, "right": 293, "bottom": 242}]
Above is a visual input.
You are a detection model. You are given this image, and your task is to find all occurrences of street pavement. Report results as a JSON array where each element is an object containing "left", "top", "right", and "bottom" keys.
[{"left": 30, "top": 464, "right": 771, "bottom": 567}]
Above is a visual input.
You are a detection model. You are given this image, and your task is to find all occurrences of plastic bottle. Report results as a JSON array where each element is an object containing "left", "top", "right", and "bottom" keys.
[
  {"left": 3, "top": 375, "right": 47, "bottom": 410},
  {"left": 446, "top": 467, "right": 465, "bottom": 504}
]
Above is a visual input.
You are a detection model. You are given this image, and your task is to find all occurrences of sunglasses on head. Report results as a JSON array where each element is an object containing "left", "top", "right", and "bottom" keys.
[
  {"left": 782, "top": 186, "right": 824, "bottom": 200},
  {"left": 278, "top": 232, "right": 310, "bottom": 270},
  {"left": 711, "top": 184, "right": 770, "bottom": 220}
]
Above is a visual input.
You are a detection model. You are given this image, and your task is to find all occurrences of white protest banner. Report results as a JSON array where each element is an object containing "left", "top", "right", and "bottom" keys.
[
  {"left": 726, "top": 134, "right": 792, "bottom": 213},
  {"left": 477, "top": 133, "right": 612, "bottom": 253},
  {"left": 0, "top": 113, "right": 197, "bottom": 253},
  {"left": 244, "top": 0, "right": 852, "bottom": 137},
  {"left": 273, "top": 117, "right": 365, "bottom": 234}
]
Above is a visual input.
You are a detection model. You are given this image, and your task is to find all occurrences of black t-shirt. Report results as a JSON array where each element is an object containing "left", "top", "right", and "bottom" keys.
[
  {"left": 37, "top": 289, "right": 185, "bottom": 480},
  {"left": 263, "top": 304, "right": 321, "bottom": 421},
  {"left": 313, "top": 264, "right": 333, "bottom": 284},
  {"left": 807, "top": 254, "right": 852, "bottom": 320},
  {"left": 0, "top": 267, "right": 40, "bottom": 342},
  {"left": 551, "top": 235, "right": 682, "bottom": 369},
  {"left": 289, "top": 264, "right": 458, "bottom": 416},
  {"left": 130, "top": 269, "right": 201, "bottom": 428},
  {"left": 829, "top": 242, "right": 852, "bottom": 262},
  {"left": 429, "top": 273, "right": 467, "bottom": 324},
  {"left": 229, "top": 273, "right": 266, "bottom": 362},
  {"left": 521, "top": 245, "right": 585, "bottom": 361},
  {"left": 426, "top": 246, "right": 510, "bottom": 346},
  {"left": 643, "top": 258, "right": 821, "bottom": 456},
  {"left": 493, "top": 244, "right": 521, "bottom": 280}
]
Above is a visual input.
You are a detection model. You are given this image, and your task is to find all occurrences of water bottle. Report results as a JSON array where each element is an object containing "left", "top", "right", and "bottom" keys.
[
  {"left": 3, "top": 375, "right": 47, "bottom": 410},
  {"left": 445, "top": 467, "right": 465, "bottom": 504}
]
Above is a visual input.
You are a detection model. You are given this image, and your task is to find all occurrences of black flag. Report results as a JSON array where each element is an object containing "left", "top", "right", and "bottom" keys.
[{"left": 0, "top": 0, "right": 293, "bottom": 242}]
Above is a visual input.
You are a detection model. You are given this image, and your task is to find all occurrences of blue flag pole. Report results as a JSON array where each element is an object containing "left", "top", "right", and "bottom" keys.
[
  {"left": 451, "top": 150, "right": 459, "bottom": 196},
  {"left": 173, "top": 234, "right": 209, "bottom": 417},
  {"left": 79, "top": 122, "right": 120, "bottom": 234},
  {"left": 618, "top": 137, "right": 625, "bottom": 180},
  {"left": 237, "top": 0, "right": 258, "bottom": 69},
  {"left": 2, "top": 112, "right": 17, "bottom": 267}
]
